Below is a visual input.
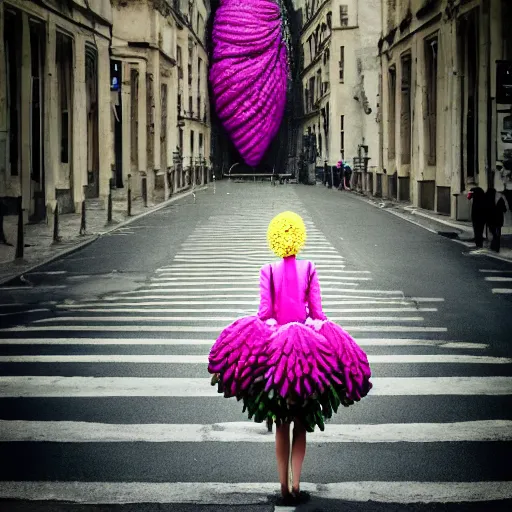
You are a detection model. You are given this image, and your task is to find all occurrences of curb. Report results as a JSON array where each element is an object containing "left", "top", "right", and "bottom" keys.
[
  {"left": 0, "top": 186, "right": 208, "bottom": 287},
  {"left": 345, "top": 190, "right": 512, "bottom": 265},
  {"left": 97, "top": 185, "right": 207, "bottom": 236}
]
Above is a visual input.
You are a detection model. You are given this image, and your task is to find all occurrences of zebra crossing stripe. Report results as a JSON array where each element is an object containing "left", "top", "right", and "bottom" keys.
[
  {"left": 0, "top": 338, "right": 487, "bottom": 349},
  {"left": 0, "top": 354, "right": 508, "bottom": 364},
  {"left": 492, "top": 288, "right": 512, "bottom": 294},
  {"left": 1, "top": 420, "right": 510, "bottom": 443},
  {"left": 51, "top": 307, "right": 436, "bottom": 314},
  {"left": 31, "top": 316, "right": 426, "bottom": 323},
  {"left": 0, "top": 376, "right": 509, "bottom": 397},
  {"left": 0, "top": 481, "right": 510, "bottom": 504},
  {"left": 2, "top": 325, "right": 447, "bottom": 333}
]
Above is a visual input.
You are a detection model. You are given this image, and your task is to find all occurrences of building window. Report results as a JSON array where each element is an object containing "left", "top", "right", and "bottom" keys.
[
  {"left": 188, "top": 96, "right": 193, "bottom": 116},
  {"left": 400, "top": 55, "right": 412, "bottom": 165},
  {"left": 425, "top": 37, "right": 438, "bottom": 166},
  {"left": 388, "top": 67, "right": 396, "bottom": 159},
  {"left": 190, "top": 130, "right": 194, "bottom": 158},
  {"left": 199, "top": 133, "right": 204, "bottom": 156},
  {"left": 4, "top": 8, "right": 22, "bottom": 176},
  {"left": 309, "top": 76, "right": 315, "bottom": 110},
  {"left": 319, "top": 132, "right": 322, "bottom": 157},
  {"left": 130, "top": 69, "right": 139, "bottom": 167},
  {"left": 198, "top": 58, "right": 202, "bottom": 95},
  {"left": 340, "top": 5, "right": 348, "bottom": 27},
  {"left": 340, "top": 115, "right": 345, "bottom": 160},
  {"left": 177, "top": 46, "right": 183, "bottom": 79},
  {"left": 197, "top": 96, "right": 201, "bottom": 119},
  {"left": 339, "top": 46, "right": 345, "bottom": 82},
  {"left": 56, "top": 32, "right": 73, "bottom": 164}
]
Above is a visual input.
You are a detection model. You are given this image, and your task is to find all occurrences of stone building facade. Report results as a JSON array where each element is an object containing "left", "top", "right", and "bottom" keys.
[
  {"left": 294, "top": 0, "right": 382, "bottom": 182},
  {"left": 0, "top": 0, "right": 211, "bottom": 226},
  {"left": 0, "top": 0, "right": 113, "bottom": 219},
  {"left": 110, "top": 0, "right": 211, "bottom": 201},
  {"left": 378, "top": 0, "right": 512, "bottom": 222}
]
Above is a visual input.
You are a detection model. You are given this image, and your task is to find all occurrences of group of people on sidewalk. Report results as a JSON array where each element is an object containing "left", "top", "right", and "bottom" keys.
[
  {"left": 468, "top": 187, "right": 508, "bottom": 252},
  {"left": 322, "top": 161, "right": 353, "bottom": 190}
]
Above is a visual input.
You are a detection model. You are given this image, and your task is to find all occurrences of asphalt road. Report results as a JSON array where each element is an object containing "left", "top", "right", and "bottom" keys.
[{"left": 0, "top": 181, "right": 511, "bottom": 512}]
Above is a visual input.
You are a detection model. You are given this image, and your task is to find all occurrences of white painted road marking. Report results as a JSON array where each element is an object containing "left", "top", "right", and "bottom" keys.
[
  {"left": 0, "top": 481, "right": 510, "bottom": 504},
  {"left": 0, "top": 338, "right": 487, "bottom": 349},
  {"left": 32, "top": 315, "right": 427, "bottom": 323},
  {"left": 492, "top": 288, "right": 512, "bottom": 294},
  {"left": 3, "top": 325, "right": 447, "bottom": 333},
  {"left": 0, "top": 376, "right": 509, "bottom": 397},
  {"left": 52, "top": 307, "right": 436, "bottom": 314},
  {"left": 1, "top": 420, "right": 510, "bottom": 443},
  {"left": 0, "top": 354, "right": 508, "bottom": 364}
]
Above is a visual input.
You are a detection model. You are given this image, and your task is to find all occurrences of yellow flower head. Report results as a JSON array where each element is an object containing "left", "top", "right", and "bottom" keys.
[{"left": 267, "top": 211, "right": 306, "bottom": 258}]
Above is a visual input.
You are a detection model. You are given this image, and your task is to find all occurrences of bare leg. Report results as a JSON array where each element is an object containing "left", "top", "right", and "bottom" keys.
[
  {"left": 275, "top": 422, "right": 291, "bottom": 496},
  {"left": 291, "top": 419, "right": 307, "bottom": 492}
]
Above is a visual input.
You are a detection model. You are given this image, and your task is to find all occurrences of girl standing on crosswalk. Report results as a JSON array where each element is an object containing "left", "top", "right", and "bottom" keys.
[{"left": 208, "top": 211, "right": 373, "bottom": 505}]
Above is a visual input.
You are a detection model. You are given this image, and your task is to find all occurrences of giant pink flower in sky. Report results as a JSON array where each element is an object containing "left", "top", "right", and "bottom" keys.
[{"left": 210, "top": 0, "right": 288, "bottom": 167}]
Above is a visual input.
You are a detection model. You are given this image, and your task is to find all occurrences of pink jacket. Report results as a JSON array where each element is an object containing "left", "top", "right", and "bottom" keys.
[{"left": 257, "top": 256, "right": 327, "bottom": 325}]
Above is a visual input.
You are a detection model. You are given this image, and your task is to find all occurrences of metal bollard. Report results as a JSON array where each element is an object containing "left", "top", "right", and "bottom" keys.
[
  {"left": 15, "top": 196, "right": 24, "bottom": 260},
  {"left": 79, "top": 201, "right": 86, "bottom": 235},
  {"left": 127, "top": 174, "right": 132, "bottom": 216},
  {"left": 0, "top": 213, "right": 7, "bottom": 245},
  {"left": 107, "top": 178, "right": 113, "bottom": 224},
  {"left": 53, "top": 203, "right": 61, "bottom": 243},
  {"left": 142, "top": 176, "right": 148, "bottom": 207}
]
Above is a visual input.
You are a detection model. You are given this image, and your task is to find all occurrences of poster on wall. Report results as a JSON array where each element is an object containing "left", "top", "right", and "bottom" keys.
[
  {"left": 496, "top": 61, "right": 512, "bottom": 177},
  {"left": 497, "top": 110, "right": 512, "bottom": 171}
]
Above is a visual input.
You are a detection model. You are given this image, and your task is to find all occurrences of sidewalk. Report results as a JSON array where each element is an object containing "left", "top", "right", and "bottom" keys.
[
  {"left": 345, "top": 189, "right": 512, "bottom": 263},
  {"left": 0, "top": 186, "right": 206, "bottom": 285}
]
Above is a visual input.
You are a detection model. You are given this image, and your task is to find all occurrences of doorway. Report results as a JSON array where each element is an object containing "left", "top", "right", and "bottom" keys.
[
  {"left": 459, "top": 10, "right": 479, "bottom": 187},
  {"left": 29, "top": 20, "right": 45, "bottom": 220},
  {"left": 85, "top": 45, "right": 99, "bottom": 198}
]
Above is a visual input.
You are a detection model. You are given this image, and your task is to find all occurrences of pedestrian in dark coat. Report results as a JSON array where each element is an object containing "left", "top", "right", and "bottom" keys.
[
  {"left": 485, "top": 188, "right": 508, "bottom": 252},
  {"left": 467, "top": 187, "right": 487, "bottom": 248}
]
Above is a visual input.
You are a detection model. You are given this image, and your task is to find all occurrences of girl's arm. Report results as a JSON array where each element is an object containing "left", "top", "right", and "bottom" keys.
[
  {"left": 257, "top": 264, "right": 273, "bottom": 320},
  {"left": 308, "top": 263, "right": 327, "bottom": 320}
]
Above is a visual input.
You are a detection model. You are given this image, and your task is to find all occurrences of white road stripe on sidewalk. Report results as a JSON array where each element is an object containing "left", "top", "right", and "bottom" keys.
[
  {"left": 0, "top": 376, "right": 508, "bottom": 397},
  {"left": 0, "top": 355, "right": 508, "bottom": 364},
  {"left": 0, "top": 338, "right": 486, "bottom": 349},
  {"left": 0, "top": 481, "right": 510, "bottom": 505},
  {"left": 2, "top": 325, "right": 448, "bottom": 333},
  {"left": 484, "top": 277, "right": 512, "bottom": 282},
  {"left": 492, "top": 288, "right": 512, "bottom": 294},
  {"left": 1, "top": 420, "right": 510, "bottom": 443}
]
